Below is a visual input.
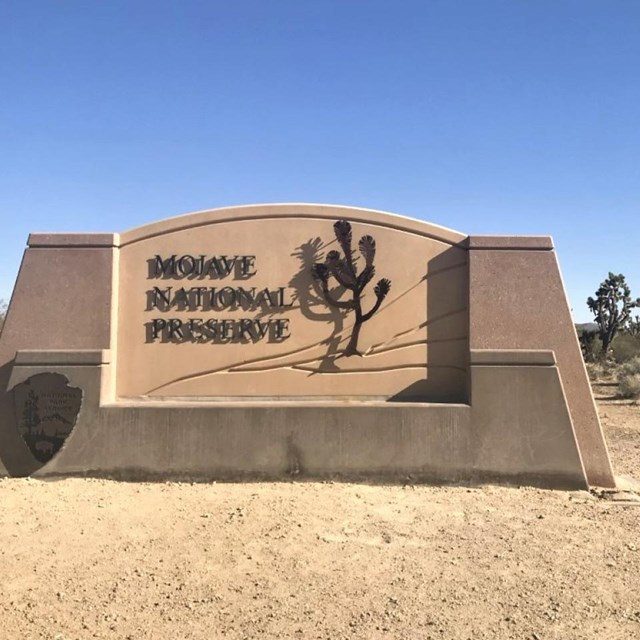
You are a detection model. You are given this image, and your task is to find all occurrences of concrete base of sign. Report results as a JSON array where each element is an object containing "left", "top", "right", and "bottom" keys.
[
  {"left": 0, "top": 204, "right": 614, "bottom": 489},
  {"left": 2, "top": 348, "right": 587, "bottom": 489}
]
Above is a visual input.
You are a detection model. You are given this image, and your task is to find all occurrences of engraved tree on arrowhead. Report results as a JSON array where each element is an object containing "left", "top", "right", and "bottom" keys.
[
  {"left": 311, "top": 219, "right": 391, "bottom": 357},
  {"left": 23, "top": 390, "right": 41, "bottom": 434}
]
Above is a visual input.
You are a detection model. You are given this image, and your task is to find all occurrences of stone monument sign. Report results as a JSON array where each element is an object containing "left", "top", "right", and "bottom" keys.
[{"left": 0, "top": 204, "right": 615, "bottom": 489}]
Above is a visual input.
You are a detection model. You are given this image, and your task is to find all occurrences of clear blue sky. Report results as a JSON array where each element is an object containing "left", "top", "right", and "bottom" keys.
[{"left": 1, "top": 1, "right": 639, "bottom": 322}]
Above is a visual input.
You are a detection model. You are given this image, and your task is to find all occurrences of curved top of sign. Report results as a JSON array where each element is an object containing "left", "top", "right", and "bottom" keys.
[{"left": 119, "top": 203, "right": 468, "bottom": 248}]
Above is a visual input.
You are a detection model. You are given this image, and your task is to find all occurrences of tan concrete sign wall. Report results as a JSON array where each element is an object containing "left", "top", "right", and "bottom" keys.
[
  {"left": 116, "top": 204, "right": 468, "bottom": 401},
  {"left": 0, "top": 204, "right": 615, "bottom": 488}
]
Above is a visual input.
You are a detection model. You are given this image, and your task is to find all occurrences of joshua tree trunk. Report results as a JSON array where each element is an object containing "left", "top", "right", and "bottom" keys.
[{"left": 344, "top": 308, "right": 363, "bottom": 356}]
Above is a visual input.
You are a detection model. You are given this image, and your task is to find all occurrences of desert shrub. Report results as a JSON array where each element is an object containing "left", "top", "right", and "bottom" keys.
[
  {"left": 611, "top": 333, "right": 640, "bottom": 363},
  {"left": 586, "top": 362, "right": 605, "bottom": 381},
  {"left": 619, "top": 374, "right": 640, "bottom": 400},
  {"left": 619, "top": 356, "right": 640, "bottom": 377},
  {"left": 587, "top": 356, "right": 622, "bottom": 380},
  {"left": 617, "top": 357, "right": 640, "bottom": 400}
]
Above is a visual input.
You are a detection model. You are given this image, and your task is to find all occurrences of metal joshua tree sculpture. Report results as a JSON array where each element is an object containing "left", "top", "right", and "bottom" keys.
[{"left": 312, "top": 220, "right": 391, "bottom": 357}]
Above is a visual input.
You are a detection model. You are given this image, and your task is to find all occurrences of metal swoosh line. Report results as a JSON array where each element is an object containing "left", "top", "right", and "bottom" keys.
[{"left": 144, "top": 269, "right": 468, "bottom": 394}]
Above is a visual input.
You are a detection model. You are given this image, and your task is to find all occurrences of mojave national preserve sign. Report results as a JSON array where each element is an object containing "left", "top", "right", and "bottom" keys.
[
  {"left": 0, "top": 204, "right": 615, "bottom": 490},
  {"left": 118, "top": 210, "right": 468, "bottom": 400}
]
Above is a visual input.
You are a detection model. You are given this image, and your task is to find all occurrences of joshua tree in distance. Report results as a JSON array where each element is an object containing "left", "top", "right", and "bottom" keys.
[
  {"left": 312, "top": 220, "right": 391, "bottom": 357},
  {"left": 587, "top": 272, "right": 640, "bottom": 355}
]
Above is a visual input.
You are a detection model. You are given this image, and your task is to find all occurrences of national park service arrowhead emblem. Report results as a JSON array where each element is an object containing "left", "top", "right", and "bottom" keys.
[{"left": 13, "top": 373, "right": 82, "bottom": 464}]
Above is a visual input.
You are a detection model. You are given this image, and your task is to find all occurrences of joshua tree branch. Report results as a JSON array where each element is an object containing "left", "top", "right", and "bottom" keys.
[
  {"left": 361, "top": 278, "right": 391, "bottom": 322},
  {"left": 327, "top": 262, "right": 357, "bottom": 290},
  {"left": 357, "top": 265, "right": 375, "bottom": 292},
  {"left": 334, "top": 220, "right": 357, "bottom": 279},
  {"left": 320, "top": 281, "right": 355, "bottom": 310},
  {"left": 362, "top": 295, "right": 385, "bottom": 322}
]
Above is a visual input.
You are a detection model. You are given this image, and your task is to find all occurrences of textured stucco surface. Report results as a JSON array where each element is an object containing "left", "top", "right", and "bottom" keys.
[
  {"left": 0, "top": 245, "right": 114, "bottom": 477},
  {"left": 468, "top": 246, "right": 614, "bottom": 487}
]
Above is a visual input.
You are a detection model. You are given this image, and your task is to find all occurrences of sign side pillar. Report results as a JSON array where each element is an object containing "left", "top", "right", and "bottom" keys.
[
  {"left": 0, "top": 233, "right": 117, "bottom": 476},
  {"left": 467, "top": 236, "right": 615, "bottom": 488}
]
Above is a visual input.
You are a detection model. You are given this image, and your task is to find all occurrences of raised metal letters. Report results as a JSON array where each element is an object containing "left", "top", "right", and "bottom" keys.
[{"left": 146, "top": 254, "right": 292, "bottom": 344}]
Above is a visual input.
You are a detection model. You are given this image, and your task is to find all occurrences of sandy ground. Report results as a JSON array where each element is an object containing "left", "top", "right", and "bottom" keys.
[{"left": 1, "top": 384, "right": 639, "bottom": 640}]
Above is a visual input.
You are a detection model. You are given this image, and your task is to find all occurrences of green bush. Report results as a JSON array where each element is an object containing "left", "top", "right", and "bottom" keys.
[
  {"left": 578, "top": 329, "right": 602, "bottom": 362},
  {"left": 610, "top": 333, "right": 640, "bottom": 363}
]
